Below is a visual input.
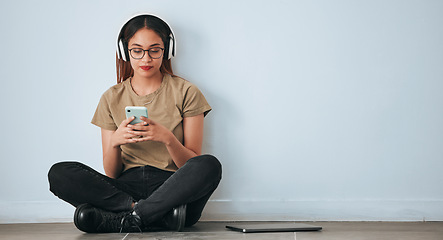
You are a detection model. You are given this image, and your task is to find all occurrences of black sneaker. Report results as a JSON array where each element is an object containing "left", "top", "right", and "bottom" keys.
[
  {"left": 161, "top": 204, "right": 187, "bottom": 232},
  {"left": 74, "top": 204, "right": 142, "bottom": 233}
]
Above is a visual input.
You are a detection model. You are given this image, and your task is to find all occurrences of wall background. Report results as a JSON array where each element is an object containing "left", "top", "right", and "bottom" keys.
[{"left": 0, "top": 0, "right": 442, "bottom": 223}]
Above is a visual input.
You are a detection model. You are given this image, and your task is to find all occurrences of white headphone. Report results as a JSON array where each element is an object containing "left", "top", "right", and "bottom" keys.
[{"left": 116, "top": 13, "right": 176, "bottom": 61}]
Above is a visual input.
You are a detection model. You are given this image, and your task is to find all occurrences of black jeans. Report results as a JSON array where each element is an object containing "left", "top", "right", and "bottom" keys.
[{"left": 48, "top": 154, "right": 222, "bottom": 227}]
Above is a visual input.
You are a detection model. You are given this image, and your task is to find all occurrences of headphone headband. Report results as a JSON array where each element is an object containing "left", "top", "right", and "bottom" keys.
[{"left": 117, "top": 13, "right": 176, "bottom": 61}]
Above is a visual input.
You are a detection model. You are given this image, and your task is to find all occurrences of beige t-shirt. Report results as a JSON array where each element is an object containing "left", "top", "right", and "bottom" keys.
[{"left": 91, "top": 74, "right": 211, "bottom": 172}]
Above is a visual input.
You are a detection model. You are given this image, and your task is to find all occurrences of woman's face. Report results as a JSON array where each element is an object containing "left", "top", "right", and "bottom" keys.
[{"left": 127, "top": 28, "right": 164, "bottom": 79}]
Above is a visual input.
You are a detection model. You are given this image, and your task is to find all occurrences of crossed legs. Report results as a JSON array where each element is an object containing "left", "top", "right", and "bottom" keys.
[{"left": 48, "top": 155, "right": 222, "bottom": 228}]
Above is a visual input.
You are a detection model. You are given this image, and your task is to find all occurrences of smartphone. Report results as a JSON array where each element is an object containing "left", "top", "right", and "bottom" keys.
[{"left": 125, "top": 106, "right": 148, "bottom": 125}]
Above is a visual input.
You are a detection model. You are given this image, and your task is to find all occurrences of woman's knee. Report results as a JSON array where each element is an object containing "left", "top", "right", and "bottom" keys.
[
  {"left": 192, "top": 154, "right": 222, "bottom": 178},
  {"left": 48, "top": 161, "right": 81, "bottom": 190},
  {"left": 48, "top": 161, "right": 75, "bottom": 179}
]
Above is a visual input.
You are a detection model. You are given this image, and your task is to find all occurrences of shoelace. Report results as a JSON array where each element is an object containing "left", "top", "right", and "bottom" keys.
[
  {"left": 120, "top": 214, "right": 142, "bottom": 233},
  {"left": 98, "top": 211, "right": 126, "bottom": 233},
  {"left": 97, "top": 210, "right": 141, "bottom": 233}
]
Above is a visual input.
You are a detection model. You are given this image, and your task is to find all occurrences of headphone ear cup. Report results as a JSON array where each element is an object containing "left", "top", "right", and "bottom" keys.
[
  {"left": 118, "top": 39, "right": 129, "bottom": 61},
  {"left": 167, "top": 34, "right": 174, "bottom": 60}
]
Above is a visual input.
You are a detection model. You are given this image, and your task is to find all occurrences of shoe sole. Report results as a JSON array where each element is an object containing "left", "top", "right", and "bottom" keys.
[{"left": 176, "top": 204, "right": 186, "bottom": 232}]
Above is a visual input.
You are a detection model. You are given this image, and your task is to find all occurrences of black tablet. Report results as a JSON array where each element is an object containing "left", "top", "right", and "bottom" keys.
[{"left": 226, "top": 223, "right": 322, "bottom": 233}]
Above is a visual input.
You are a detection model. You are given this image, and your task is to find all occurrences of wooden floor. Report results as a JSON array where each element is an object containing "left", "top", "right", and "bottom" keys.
[{"left": 0, "top": 221, "right": 442, "bottom": 239}]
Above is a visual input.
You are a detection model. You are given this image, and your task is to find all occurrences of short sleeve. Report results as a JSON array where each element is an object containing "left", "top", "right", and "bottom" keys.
[
  {"left": 91, "top": 93, "right": 118, "bottom": 131},
  {"left": 182, "top": 84, "right": 212, "bottom": 118}
]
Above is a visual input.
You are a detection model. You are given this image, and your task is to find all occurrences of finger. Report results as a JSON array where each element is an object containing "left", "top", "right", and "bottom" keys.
[
  {"left": 128, "top": 130, "right": 147, "bottom": 137},
  {"left": 134, "top": 136, "right": 153, "bottom": 142},
  {"left": 125, "top": 138, "right": 138, "bottom": 144},
  {"left": 120, "top": 116, "right": 135, "bottom": 127},
  {"left": 140, "top": 118, "right": 154, "bottom": 126},
  {"left": 125, "top": 129, "right": 143, "bottom": 137},
  {"left": 124, "top": 133, "right": 138, "bottom": 139},
  {"left": 144, "top": 118, "right": 154, "bottom": 124},
  {"left": 130, "top": 124, "right": 149, "bottom": 131},
  {"left": 133, "top": 121, "right": 149, "bottom": 127}
]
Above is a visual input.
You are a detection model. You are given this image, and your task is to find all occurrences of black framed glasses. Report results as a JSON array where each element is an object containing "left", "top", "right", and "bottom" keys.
[{"left": 128, "top": 47, "right": 164, "bottom": 59}]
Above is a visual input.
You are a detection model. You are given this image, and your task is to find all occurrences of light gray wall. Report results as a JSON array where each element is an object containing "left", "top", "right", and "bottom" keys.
[{"left": 0, "top": 0, "right": 442, "bottom": 223}]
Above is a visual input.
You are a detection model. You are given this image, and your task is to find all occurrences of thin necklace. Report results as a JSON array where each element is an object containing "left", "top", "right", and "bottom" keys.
[
  {"left": 130, "top": 77, "right": 161, "bottom": 105},
  {"left": 144, "top": 91, "right": 158, "bottom": 105}
]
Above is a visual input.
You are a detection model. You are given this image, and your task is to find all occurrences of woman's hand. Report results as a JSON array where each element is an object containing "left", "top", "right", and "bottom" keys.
[
  {"left": 124, "top": 114, "right": 204, "bottom": 168},
  {"left": 127, "top": 116, "right": 174, "bottom": 145},
  {"left": 110, "top": 116, "right": 142, "bottom": 148}
]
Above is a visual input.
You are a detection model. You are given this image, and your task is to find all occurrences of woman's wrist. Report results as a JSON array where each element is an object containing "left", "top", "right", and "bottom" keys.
[
  {"left": 111, "top": 141, "right": 119, "bottom": 148},
  {"left": 111, "top": 139, "right": 121, "bottom": 148},
  {"left": 163, "top": 131, "right": 177, "bottom": 146},
  {"left": 110, "top": 133, "right": 122, "bottom": 148}
]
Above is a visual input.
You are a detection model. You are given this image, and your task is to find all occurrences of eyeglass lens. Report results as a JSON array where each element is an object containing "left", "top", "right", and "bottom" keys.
[{"left": 130, "top": 47, "right": 163, "bottom": 59}]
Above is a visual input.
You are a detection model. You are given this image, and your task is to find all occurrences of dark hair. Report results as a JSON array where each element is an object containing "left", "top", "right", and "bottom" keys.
[{"left": 116, "top": 15, "right": 175, "bottom": 83}]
